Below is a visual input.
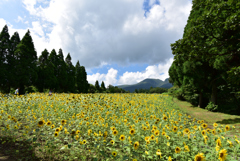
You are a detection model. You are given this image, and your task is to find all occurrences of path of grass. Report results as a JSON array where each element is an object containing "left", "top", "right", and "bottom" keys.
[{"left": 170, "top": 96, "right": 240, "bottom": 138}]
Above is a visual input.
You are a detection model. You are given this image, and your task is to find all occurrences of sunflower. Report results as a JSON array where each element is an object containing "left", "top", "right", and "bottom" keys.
[
  {"left": 225, "top": 125, "right": 230, "bottom": 132},
  {"left": 213, "top": 123, "right": 218, "bottom": 128},
  {"left": 133, "top": 141, "right": 139, "bottom": 150},
  {"left": 175, "top": 147, "right": 181, "bottom": 153},
  {"left": 173, "top": 126, "right": 178, "bottom": 132},
  {"left": 163, "top": 116, "right": 168, "bottom": 121},
  {"left": 227, "top": 140, "right": 233, "bottom": 148},
  {"left": 216, "top": 138, "right": 222, "bottom": 147},
  {"left": 88, "top": 129, "right": 92, "bottom": 133},
  {"left": 168, "top": 156, "right": 172, "bottom": 161},
  {"left": 156, "top": 149, "right": 161, "bottom": 157},
  {"left": 145, "top": 136, "right": 150, "bottom": 141},
  {"left": 151, "top": 135, "right": 155, "bottom": 140},
  {"left": 201, "top": 123, "right": 208, "bottom": 129},
  {"left": 179, "top": 125, "right": 183, "bottom": 129},
  {"left": 61, "top": 119, "right": 66, "bottom": 125},
  {"left": 119, "top": 134, "right": 125, "bottom": 141},
  {"left": 38, "top": 120, "right": 44, "bottom": 127},
  {"left": 218, "top": 149, "right": 227, "bottom": 161},
  {"left": 55, "top": 128, "right": 60, "bottom": 133},
  {"left": 212, "top": 129, "right": 216, "bottom": 135},
  {"left": 46, "top": 121, "right": 52, "bottom": 126},
  {"left": 112, "top": 130, "right": 118, "bottom": 136},
  {"left": 51, "top": 124, "right": 55, "bottom": 129},
  {"left": 132, "top": 159, "right": 137, "bottom": 161},
  {"left": 154, "top": 130, "right": 160, "bottom": 136},
  {"left": 183, "top": 128, "right": 190, "bottom": 134},
  {"left": 129, "top": 129, "right": 135, "bottom": 135},
  {"left": 112, "top": 151, "right": 117, "bottom": 157},
  {"left": 54, "top": 132, "right": 59, "bottom": 137},
  {"left": 194, "top": 153, "right": 205, "bottom": 161},
  {"left": 76, "top": 130, "right": 80, "bottom": 134},
  {"left": 162, "top": 131, "right": 166, "bottom": 136},
  {"left": 110, "top": 140, "right": 115, "bottom": 145},
  {"left": 82, "top": 140, "right": 87, "bottom": 144},
  {"left": 201, "top": 130, "right": 206, "bottom": 136},
  {"left": 184, "top": 145, "right": 190, "bottom": 152}
]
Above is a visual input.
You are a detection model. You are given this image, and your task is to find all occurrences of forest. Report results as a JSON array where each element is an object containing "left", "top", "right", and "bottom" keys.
[
  {"left": 169, "top": 0, "right": 240, "bottom": 114},
  {"left": 0, "top": 25, "right": 89, "bottom": 94}
]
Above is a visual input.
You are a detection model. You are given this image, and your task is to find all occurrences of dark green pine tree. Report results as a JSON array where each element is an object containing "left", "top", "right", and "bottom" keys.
[
  {"left": 6, "top": 32, "right": 21, "bottom": 93},
  {"left": 14, "top": 30, "right": 38, "bottom": 94},
  {"left": 101, "top": 81, "right": 106, "bottom": 92},
  {"left": 0, "top": 25, "right": 10, "bottom": 92},
  {"left": 48, "top": 49, "right": 59, "bottom": 90},
  {"left": 95, "top": 80, "right": 100, "bottom": 92},
  {"left": 75, "top": 61, "right": 89, "bottom": 93},
  {"left": 36, "top": 49, "right": 56, "bottom": 92},
  {"left": 56, "top": 49, "right": 67, "bottom": 92},
  {"left": 65, "top": 53, "right": 75, "bottom": 92}
]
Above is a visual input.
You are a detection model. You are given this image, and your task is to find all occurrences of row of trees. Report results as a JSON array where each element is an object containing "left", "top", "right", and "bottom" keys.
[
  {"left": 169, "top": 0, "right": 240, "bottom": 113},
  {"left": 88, "top": 80, "right": 129, "bottom": 93},
  {"left": 135, "top": 87, "right": 168, "bottom": 94},
  {"left": 0, "top": 25, "right": 88, "bottom": 94}
]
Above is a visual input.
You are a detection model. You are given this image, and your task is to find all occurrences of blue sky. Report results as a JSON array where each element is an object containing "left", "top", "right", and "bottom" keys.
[{"left": 0, "top": 0, "right": 192, "bottom": 86}]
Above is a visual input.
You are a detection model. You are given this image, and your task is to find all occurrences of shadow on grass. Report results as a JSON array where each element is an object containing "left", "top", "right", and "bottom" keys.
[
  {"left": 216, "top": 118, "right": 240, "bottom": 124},
  {"left": 0, "top": 136, "right": 41, "bottom": 161}
]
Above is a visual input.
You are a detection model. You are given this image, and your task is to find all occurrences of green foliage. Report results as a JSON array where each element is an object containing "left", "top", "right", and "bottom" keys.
[
  {"left": 205, "top": 102, "right": 218, "bottom": 112},
  {"left": 0, "top": 25, "right": 90, "bottom": 94},
  {"left": 169, "top": 0, "right": 240, "bottom": 111}
]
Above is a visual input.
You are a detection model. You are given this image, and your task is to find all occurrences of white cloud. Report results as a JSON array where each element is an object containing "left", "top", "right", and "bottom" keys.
[
  {"left": 117, "top": 58, "right": 173, "bottom": 85},
  {"left": 19, "top": 0, "right": 191, "bottom": 67},
  {"left": 87, "top": 58, "right": 173, "bottom": 86},
  {"left": 87, "top": 68, "right": 118, "bottom": 87}
]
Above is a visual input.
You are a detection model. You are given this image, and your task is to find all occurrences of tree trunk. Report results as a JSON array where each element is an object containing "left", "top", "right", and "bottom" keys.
[
  {"left": 198, "top": 92, "right": 203, "bottom": 108},
  {"left": 210, "top": 80, "right": 217, "bottom": 105}
]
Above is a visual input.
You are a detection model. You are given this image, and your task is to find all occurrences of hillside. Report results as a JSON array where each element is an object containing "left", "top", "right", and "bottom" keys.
[{"left": 117, "top": 78, "right": 173, "bottom": 92}]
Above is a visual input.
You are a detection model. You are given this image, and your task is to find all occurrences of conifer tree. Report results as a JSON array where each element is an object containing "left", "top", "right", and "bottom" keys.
[
  {"left": 6, "top": 32, "right": 21, "bottom": 92},
  {"left": 48, "top": 49, "right": 59, "bottom": 90},
  {"left": 75, "top": 61, "right": 89, "bottom": 93},
  {"left": 95, "top": 80, "right": 100, "bottom": 92},
  {"left": 101, "top": 81, "right": 106, "bottom": 92},
  {"left": 14, "top": 30, "right": 38, "bottom": 94},
  {"left": 65, "top": 53, "right": 75, "bottom": 92},
  {"left": 0, "top": 25, "right": 10, "bottom": 92},
  {"left": 57, "top": 49, "right": 67, "bottom": 92}
]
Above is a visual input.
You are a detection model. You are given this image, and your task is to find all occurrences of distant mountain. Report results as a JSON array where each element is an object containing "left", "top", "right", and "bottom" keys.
[{"left": 117, "top": 78, "right": 173, "bottom": 92}]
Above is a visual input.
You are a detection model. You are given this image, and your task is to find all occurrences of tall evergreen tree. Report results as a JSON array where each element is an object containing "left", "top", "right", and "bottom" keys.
[
  {"left": 48, "top": 49, "right": 59, "bottom": 90},
  {"left": 65, "top": 53, "right": 75, "bottom": 92},
  {"left": 56, "top": 49, "right": 67, "bottom": 92},
  {"left": 6, "top": 32, "right": 21, "bottom": 92},
  {"left": 95, "top": 80, "right": 100, "bottom": 92},
  {"left": 14, "top": 30, "right": 38, "bottom": 94},
  {"left": 0, "top": 25, "right": 10, "bottom": 92},
  {"left": 101, "top": 81, "right": 106, "bottom": 92},
  {"left": 75, "top": 61, "right": 89, "bottom": 93},
  {"left": 36, "top": 49, "right": 56, "bottom": 92}
]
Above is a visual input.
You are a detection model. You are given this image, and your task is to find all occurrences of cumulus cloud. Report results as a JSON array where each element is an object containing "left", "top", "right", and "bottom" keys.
[
  {"left": 20, "top": 0, "right": 192, "bottom": 68},
  {"left": 87, "top": 68, "right": 118, "bottom": 87},
  {"left": 118, "top": 58, "right": 173, "bottom": 85},
  {"left": 87, "top": 58, "right": 173, "bottom": 86}
]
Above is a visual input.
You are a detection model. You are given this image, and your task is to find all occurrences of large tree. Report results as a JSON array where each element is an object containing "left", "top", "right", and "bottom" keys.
[
  {"left": 14, "top": 30, "right": 38, "bottom": 94},
  {"left": 0, "top": 25, "right": 10, "bottom": 92},
  {"left": 169, "top": 0, "right": 240, "bottom": 109},
  {"left": 65, "top": 53, "right": 75, "bottom": 92},
  {"left": 36, "top": 49, "right": 56, "bottom": 92},
  {"left": 5, "top": 32, "right": 21, "bottom": 93},
  {"left": 75, "top": 61, "right": 89, "bottom": 93}
]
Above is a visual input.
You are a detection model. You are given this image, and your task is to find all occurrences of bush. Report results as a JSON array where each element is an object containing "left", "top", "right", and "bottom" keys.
[{"left": 206, "top": 102, "right": 218, "bottom": 112}]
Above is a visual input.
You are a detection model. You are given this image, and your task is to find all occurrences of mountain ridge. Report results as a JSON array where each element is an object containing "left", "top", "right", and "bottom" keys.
[{"left": 117, "top": 78, "right": 172, "bottom": 92}]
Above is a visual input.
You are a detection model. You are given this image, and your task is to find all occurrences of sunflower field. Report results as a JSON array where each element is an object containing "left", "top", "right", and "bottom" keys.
[{"left": 0, "top": 93, "right": 239, "bottom": 161}]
